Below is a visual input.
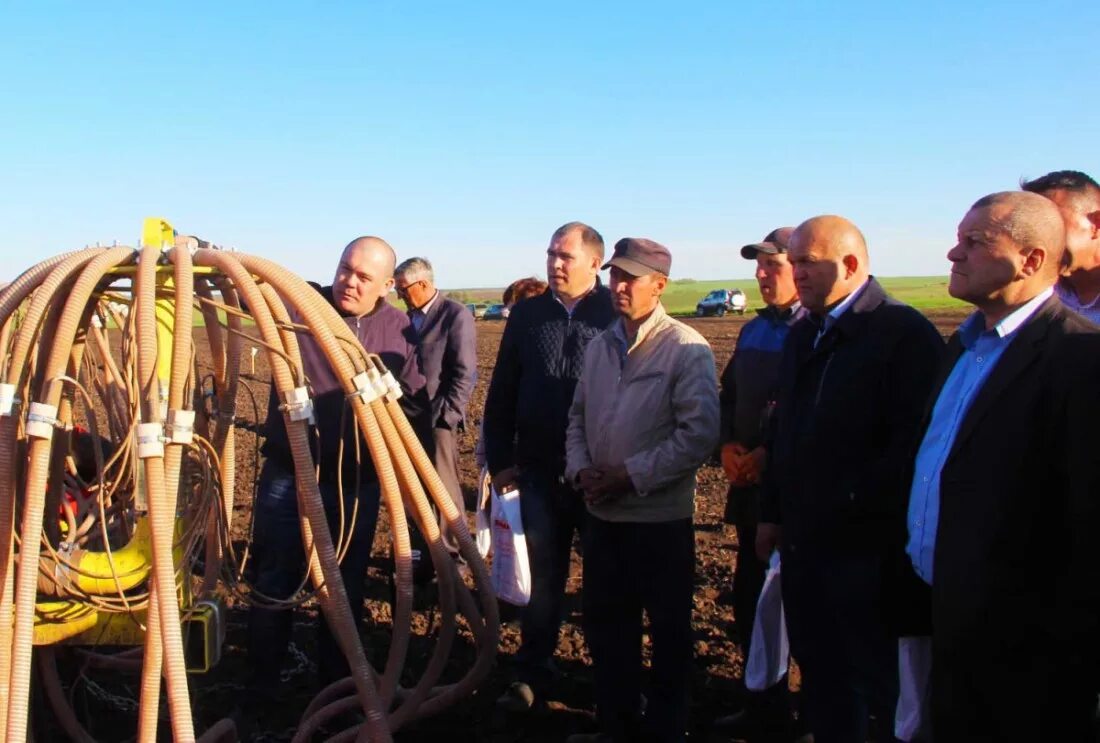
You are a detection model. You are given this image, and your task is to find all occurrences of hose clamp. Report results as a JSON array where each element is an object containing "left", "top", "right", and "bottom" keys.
[
  {"left": 165, "top": 409, "right": 196, "bottom": 444},
  {"left": 135, "top": 422, "right": 165, "bottom": 458},
  {"left": 0, "top": 383, "right": 18, "bottom": 417},
  {"left": 348, "top": 371, "right": 379, "bottom": 404},
  {"left": 365, "top": 367, "right": 390, "bottom": 399},
  {"left": 26, "top": 402, "right": 60, "bottom": 440},
  {"left": 280, "top": 386, "right": 315, "bottom": 424},
  {"left": 380, "top": 370, "right": 402, "bottom": 402}
]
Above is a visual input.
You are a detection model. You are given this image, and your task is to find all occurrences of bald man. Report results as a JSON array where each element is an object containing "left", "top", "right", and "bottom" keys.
[
  {"left": 757, "top": 215, "right": 943, "bottom": 743},
  {"left": 249, "top": 236, "right": 433, "bottom": 690},
  {"left": 1022, "top": 170, "right": 1100, "bottom": 323},
  {"left": 905, "top": 192, "right": 1100, "bottom": 742}
]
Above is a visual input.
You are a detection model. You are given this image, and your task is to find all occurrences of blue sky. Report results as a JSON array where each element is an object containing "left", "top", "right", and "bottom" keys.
[{"left": 1, "top": 1, "right": 1096, "bottom": 288}]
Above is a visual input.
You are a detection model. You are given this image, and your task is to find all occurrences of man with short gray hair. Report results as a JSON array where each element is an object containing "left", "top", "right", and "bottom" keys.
[{"left": 394, "top": 257, "right": 477, "bottom": 560}]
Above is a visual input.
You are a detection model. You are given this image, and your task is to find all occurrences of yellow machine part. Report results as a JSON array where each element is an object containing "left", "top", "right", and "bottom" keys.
[
  {"left": 32, "top": 601, "right": 100, "bottom": 645},
  {"left": 61, "top": 516, "right": 153, "bottom": 596}
]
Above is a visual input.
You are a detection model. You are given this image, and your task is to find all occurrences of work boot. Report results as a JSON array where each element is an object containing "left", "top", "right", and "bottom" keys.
[{"left": 495, "top": 680, "right": 536, "bottom": 713}]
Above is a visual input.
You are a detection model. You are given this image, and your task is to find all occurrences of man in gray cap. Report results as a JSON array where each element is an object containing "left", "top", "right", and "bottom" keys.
[
  {"left": 565, "top": 238, "right": 720, "bottom": 743},
  {"left": 714, "top": 228, "right": 806, "bottom": 740}
]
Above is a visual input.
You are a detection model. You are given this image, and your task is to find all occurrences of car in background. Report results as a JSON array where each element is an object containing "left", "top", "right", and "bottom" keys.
[
  {"left": 466, "top": 303, "right": 489, "bottom": 319},
  {"left": 483, "top": 303, "right": 510, "bottom": 320},
  {"left": 695, "top": 288, "right": 747, "bottom": 317}
]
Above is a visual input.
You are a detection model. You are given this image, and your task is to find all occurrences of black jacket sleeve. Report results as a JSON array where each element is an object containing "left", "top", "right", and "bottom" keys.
[{"left": 482, "top": 307, "right": 522, "bottom": 476}]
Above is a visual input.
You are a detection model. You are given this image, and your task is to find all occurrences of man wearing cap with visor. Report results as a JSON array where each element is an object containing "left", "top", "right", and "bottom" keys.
[
  {"left": 565, "top": 238, "right": 720, "bottom": 742},
  {"left": 714, "top": 228, "right": 806, "bottom": 739}
]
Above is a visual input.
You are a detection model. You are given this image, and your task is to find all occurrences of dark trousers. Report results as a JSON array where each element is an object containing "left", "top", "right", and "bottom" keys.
[
  {"left": 781, "top": 545, "right": 897, "bottom": 743},
  {"left": 247, "top": 461, "right": 380, "bottom": 686},
  {"left": 732, "top": 518, "right": 767, "bottom": 659},
  {"left": 432, "top": 426, "right": 465, "bottom": 556},
  {"left": 931, "top": 642, "right": 1096, "bottom": 743},
  {"left": 583, "top": 515, "right": 695, "bottom": 743},
  {"left": 512, "top": 468, "right": 587, "bottom": 689}
]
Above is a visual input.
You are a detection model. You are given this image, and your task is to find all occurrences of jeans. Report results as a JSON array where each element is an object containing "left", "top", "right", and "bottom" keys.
[
  {"left": 247, "top": 461, "right": 380, "bottom": 686},
  {"left": 583, "top": 516, "right": 695, "bottom": 743},
  {"left": 512, "top": 468, "right": 587, "bottom": 690}
]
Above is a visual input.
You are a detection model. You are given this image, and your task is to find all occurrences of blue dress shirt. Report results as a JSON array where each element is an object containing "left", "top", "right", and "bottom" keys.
[{"left": 906, "top": 287, "right": 1053, "bottom": 583}]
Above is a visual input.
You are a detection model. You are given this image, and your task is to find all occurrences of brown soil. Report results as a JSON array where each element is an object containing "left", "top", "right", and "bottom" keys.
[{"left": 53, "top": 311, "right": 969, "bottom": 742}]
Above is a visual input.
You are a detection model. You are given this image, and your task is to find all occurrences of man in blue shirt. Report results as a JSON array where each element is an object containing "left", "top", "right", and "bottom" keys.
[
  {"left": 758, "top": 215, "right": 943, "bottom": 743},
  {"left": 1021, "top": 170, "right": 1100, "bottom": 324},
  {"left": 905, "top": 191, "right": 1100, "bottom": 742}
]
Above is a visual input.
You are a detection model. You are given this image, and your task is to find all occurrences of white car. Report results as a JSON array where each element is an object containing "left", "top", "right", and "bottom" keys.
[{"left": 695, "top": 289, "right": 746, "bottom": 317}]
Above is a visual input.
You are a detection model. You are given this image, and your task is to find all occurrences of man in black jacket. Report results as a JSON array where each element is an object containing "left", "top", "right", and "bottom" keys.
[
  {"left": 757, "top": 215, "right": 943, "bottom": 743},
  {"left": 394, "top": 256, "right": 477, "bottom": 558},
  {"left": 907, "top": 192, "right": 1100, "bottom": 742},
  {"left": 714, "top": 227, "right": 805, "bottom": 740},
  {"left": 483, "top": 221, "right": 615, "bottom": 711}
]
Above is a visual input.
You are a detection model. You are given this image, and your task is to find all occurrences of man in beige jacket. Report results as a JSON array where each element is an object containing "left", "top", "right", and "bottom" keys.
[{"left": 565, "top": 238, "right": 720, "bottom": 743}]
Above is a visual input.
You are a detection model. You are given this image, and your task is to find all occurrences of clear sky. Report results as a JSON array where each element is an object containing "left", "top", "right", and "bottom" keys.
[{"left": 1, "top": 1, "right": 1096, "bottom": 288}]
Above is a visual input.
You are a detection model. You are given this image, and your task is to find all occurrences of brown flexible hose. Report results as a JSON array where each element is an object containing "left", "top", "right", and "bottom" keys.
[
  {"left": 5, "top": 246, "right": 134, "bottom": 743},
  {"left": 134, "top": 244, "right": 196, "bottom": 742},
  {"left": 194, "top": 249, "right": 392, "bottom": 742}
]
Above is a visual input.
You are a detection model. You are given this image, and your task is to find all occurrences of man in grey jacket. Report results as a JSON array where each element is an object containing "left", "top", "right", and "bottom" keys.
[
  {"left": 394, "top": 257, "right": 477, "bottom": 559},
  {"left": 565, "top": 238, "right": 720, "bottom": 743}
]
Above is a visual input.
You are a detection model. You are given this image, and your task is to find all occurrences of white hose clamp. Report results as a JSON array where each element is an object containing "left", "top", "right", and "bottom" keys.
[
  {"left": 165, "top": 409, "right": 196, "bottom": 444},
  {"left": 135, "top": 422, "right": 165, "bottom": 458},
  {"left": 365, "top": 368, "right": 389, "bottom": 399},
  {"left": 0, "top": 383, "right": 18, "bottom": 417},
  {"left": 380, "top": 370, "right": 402, "bottom": 402},
  {"left": 280, "top": 386, "right": 315, "bottom": 424},
  {"left": 349, "top": 371, "right": 379, "bottom": 404},
  {"left": 26, "top": 402, "right": 59, "bottom": 440}
]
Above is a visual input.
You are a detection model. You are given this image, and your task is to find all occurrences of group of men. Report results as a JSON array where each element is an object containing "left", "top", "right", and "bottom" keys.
[
  {"left": 714, "top": 170, "right": 1100, "bottom": 743},
  {"left": 245, "top": 168, "right": 1100, "bottom": 743}
]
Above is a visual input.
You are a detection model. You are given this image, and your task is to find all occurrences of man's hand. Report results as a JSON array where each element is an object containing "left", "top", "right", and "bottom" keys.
[
  {"left": 491, "top": 467, "right": 520, "bottom": 494},
  {"left": 577, "top": 467, "right": 604, "bottom": 493},
  {"left": 583, "top": 465, "right": 633, "bottom": 506},
  {"left": 755, "top": 522, "right": 781, "bottom": 562},
  {"left": 720, "top": 442, "right": 747, "bottom": 483},
  {"left": 737, "top": 446, "right": 767, "bottom": 486}
]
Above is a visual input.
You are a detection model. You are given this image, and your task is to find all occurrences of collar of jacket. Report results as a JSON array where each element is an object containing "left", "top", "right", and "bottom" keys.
[
  {"left": 756, "top": 301, "right": 802, "bottom": 324},
  {"left": 818, "top": 276, "right": 888, "bottom": 341},
  {"left": 545, "top": 275, "right": 606, "bottom": 309},
  {"left": 618, "top": 302, "right": 668, "bottom": 354}
]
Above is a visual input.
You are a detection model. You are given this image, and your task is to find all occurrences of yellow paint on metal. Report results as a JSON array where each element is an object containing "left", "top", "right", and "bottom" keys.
[
  {"left": 33, "top": 601, "right": 99, "bottom": 645},
  {"left": 65, "top": 517, "right": 153, "bottom": 595},
  {"left": 141, "top": 217, "right": 176, "bottom": 251}
]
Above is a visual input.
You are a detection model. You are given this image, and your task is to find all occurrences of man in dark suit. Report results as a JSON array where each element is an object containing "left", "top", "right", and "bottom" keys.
[
  {"left": 906, "top": 191, "right": 1100, "bottom": 742},
  {"left": 757, "top": 215, "right": 943, "bottom": 743},
  {"left": 394, "top": 257, "right": 477, "bottom": 558}
]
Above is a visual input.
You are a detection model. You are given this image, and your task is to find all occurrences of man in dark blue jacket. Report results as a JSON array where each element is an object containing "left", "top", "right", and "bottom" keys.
[
  {"left": 248, "top": 235, "right": 433, "bottom": 688},
  {"left": 758, "top": 216, "right": 943, "bottom": 743},
  {"left": 715, "top": 227, "right": 805, "bottom": 739},
  {"left": 483, "top": 221, "right": 615, "bottom": 712}
]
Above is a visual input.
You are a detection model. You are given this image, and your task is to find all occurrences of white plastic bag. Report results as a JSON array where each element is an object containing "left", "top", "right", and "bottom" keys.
[
  {"left": 745, "top": 551, "right": 788, "bottom": 691},
  {"left": 474, "top": 469, "right": 492, "bottom": 559},
  {"left": 895, "top": 635, "right": 933, "bottom": 742},
  {"left": 489, "top": 484, "right": 531, "bottom": 606}
]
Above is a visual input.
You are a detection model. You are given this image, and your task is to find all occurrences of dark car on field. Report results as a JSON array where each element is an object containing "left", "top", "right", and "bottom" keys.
[
  {"left": 483, "top": 303, "right": 510, "bottom": 320},
  {"left": 695, "top": 288, "right": 747, "bottom": 317}
]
